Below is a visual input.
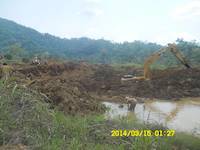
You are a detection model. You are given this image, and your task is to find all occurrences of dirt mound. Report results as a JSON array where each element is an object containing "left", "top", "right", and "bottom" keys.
[
  {"left": 11, "top": 62, "right": 104, "bottom": 115},
  {"left": 15, "top": 62, "right": 89, "bottom": 77}
]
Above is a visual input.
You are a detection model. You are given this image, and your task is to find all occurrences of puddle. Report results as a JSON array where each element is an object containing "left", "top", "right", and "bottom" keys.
[{"left": 103, "top": 98, "right": 200, "bottom": 134}]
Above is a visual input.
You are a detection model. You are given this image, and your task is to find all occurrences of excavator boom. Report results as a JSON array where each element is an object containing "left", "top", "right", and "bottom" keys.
[{"left": 143, "top": 47, "right": 166, "bottom": 80}]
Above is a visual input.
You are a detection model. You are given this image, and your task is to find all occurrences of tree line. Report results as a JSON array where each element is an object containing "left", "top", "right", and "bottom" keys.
[{"left": 0, "top": 18, "right": 200, "bottom": 67}]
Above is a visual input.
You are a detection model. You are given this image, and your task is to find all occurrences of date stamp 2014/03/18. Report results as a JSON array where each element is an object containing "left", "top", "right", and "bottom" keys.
[{"left": 111, "top": 130, "right": 175, "bottom": 137}]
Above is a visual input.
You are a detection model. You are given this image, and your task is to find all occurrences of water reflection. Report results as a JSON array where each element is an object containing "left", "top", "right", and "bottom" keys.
[{"left": 103, "top": 99, "right": 200, "bottom": 134}]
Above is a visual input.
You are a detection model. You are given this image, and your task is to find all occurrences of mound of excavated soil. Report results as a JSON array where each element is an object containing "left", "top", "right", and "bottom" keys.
[{"left": 11, "top": 62, "right": 105, "bottom": 115}]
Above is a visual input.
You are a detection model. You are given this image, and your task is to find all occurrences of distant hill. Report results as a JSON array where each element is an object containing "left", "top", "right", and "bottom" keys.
[{"left": 0, "top": 17, "right": 199, "bottom": 66}]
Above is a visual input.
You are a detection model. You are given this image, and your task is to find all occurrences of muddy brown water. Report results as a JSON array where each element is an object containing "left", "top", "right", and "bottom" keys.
[{"left": 103, "top": 98, "right": 200, "bottom": 135}]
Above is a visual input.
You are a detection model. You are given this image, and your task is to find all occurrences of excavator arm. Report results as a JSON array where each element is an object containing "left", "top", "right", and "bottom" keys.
[{"left": 167, "top": 43, "right": 191, "bottom": 69}]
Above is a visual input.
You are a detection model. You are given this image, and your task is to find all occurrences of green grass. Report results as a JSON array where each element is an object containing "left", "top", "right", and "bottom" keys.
[{"left": 0, "top": 80, "right": 199, "bottom": 150}]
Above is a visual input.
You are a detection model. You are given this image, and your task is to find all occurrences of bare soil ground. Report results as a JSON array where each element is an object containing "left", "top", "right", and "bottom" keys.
[
  {"left": 82, "top": 65, "right": 200, "bottom": 101},
  {"left": 8, "top": 62, "right": 105, "bottom": 115},
  {"left": 1, "top": 62, "right": 200, "bottom": 114}
]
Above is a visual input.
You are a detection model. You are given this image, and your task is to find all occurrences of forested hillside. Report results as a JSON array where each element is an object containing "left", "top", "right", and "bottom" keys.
[{"left": 0, "top": 17, "right": 200, "bottom": 67}]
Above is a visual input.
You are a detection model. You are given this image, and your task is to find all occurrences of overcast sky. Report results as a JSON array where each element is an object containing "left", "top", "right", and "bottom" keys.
[{"left": 0, "top": 0, "right": 199, "bottom": 45}]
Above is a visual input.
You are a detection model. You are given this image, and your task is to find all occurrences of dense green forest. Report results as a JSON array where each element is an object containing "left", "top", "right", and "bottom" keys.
[{"left": 0, "top": 17, "right": 200, "bottom": 67}]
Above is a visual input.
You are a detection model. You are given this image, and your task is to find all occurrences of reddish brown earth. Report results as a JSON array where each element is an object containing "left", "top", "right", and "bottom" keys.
[
  {"left": 10, "top": 62, "right": 105, "bottom": 115},
  {"left": 1, "top": 62, "right": 200, "bottom": 114},
  {"left": 84, "top": 66, "right": 200, "bottom": 100}
]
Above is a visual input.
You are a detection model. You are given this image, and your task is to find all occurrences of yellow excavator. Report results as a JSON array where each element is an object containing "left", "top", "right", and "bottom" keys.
[{"left": 121, "top": 43, "right": 191, "bottom": 81}]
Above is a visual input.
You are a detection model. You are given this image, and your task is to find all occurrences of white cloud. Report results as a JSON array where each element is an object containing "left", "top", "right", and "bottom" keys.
[
  {"left": 77, "top": 8, "right": 103, "bottom": 17},
  {"left": 77, "top": 0, "right": 104, "bottom": 17},
  {"left": 172, "top": 0, "right": 200, "bottom": 20},
  {"left": 84, "top": 0, "right": 101, "bottom": 4}
]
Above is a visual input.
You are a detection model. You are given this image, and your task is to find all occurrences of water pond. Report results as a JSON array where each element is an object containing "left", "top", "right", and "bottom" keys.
[{"left": 103, "top": 98, "right": 200, "bottom": 135}]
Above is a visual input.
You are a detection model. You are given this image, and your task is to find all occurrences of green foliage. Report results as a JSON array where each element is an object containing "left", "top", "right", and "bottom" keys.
[
  {"left": 4, "top": 54, "right": 12, "bottom": 60},
  {"left": 0, "top": 80, "right": 199, "bottom": 149},
  {"left": 1, "top": 18, "right": 200, "bottom": 67}
]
